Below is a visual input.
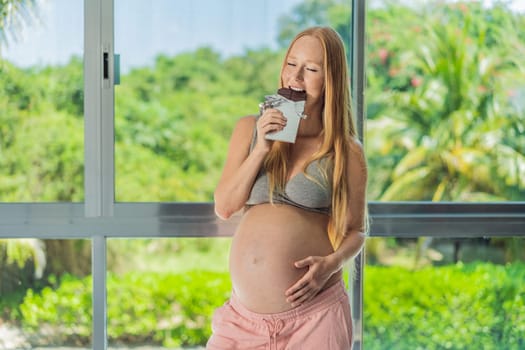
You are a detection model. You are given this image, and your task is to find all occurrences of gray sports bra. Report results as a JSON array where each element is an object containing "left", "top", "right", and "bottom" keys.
[{"left": 245, "top": 122, "right": 332, "bottom": 214}]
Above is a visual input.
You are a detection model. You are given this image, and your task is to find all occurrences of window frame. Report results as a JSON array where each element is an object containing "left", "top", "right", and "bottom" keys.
[
  {"left": 1, "top": 202, "right": 523, "bottom": 350},
  {"left": 0, "top": 0, "right": 524, "bottom": 349}
]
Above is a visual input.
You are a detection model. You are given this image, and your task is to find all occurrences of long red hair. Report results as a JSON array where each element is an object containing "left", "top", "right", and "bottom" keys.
[{"left": 264, "top": 26, "right": 357, "bottom": 249}]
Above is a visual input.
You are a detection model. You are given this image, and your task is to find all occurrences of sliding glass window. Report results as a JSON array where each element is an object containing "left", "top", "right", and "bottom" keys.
[
  {"left": 113, "top": 0, "right": 294, "bottom": 202},
  {"left": 110, "top": 0, "right": 354, "bottom": 347},
  {"left": 365, "top": 0, "right": 524, "bottom": 203},
  {"left": 0, "top": 1, "right": 89, "bottom": 348},
  {"left": 1, "top": 0, "right": 523, "bottom": 349},
  {"left": 0, "top": 238, "right": 92, "bottom": 348},
  {"left": 0, "top": 0, "right": 84, "bottom": 202},
  {"left": 363, "top": 2, "right": 525, "bottom": 348}
]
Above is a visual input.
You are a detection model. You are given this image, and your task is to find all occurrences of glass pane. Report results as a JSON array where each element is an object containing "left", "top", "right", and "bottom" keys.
[
  {"left": 364, "top": 236, "right": 525, "bottom": 349},
  {"left": 106, "top": 237, "right": 230, "bottom": 348},
  {"left": 0, "top": 239, "right": 92, "bottom": 348},
  {"left": 365, "top": 1, "right": 525, "bottom": 202},
  {"left": 0, "top": 0, "right": 84, "bottom": 202},
  {"left": 114, "top": 0, "right": 353, "bottom": 201}
]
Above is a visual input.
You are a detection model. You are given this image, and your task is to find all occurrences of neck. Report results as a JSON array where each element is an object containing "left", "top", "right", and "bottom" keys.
[
  {"left": 298, "top": 114, "right": 323, "bottom": 137},
  {"left": 297, "top": 100, "right": 323, "bottom": 137}
]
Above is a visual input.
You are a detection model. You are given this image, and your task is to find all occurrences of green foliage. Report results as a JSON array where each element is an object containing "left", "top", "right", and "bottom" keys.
[
  {"left": 0, "top": 239, "right": 45, "bottom": 274},
  {"left": 0, "top": 58, "right": 84, "bottom": 201},
  {"left": 113, "top": 46, "right": 278, "bottom": 201},
  {"left": 277, "top": 0, "right": 340, "bottom": 47},
  {"left": 0, "top": 2, "right": 524, "bottom": 346},
  {"left": 105, "top": 271, "right": 232, "bottom": 347},
  {"left": 222, "top": 48, "right": 283, "bottom": 100},
  {"left": 0, "top": 239, "right": 48, "bottom": 298},
  {"left": 0, "top": 107, "right": 83, "bottom": 201},
  {"left": 36, "top": 56, "right": 84, "bottom": 117},
  {"left": 364, "top": 263, "right": 525, "bottom": 350},
  {"left": 365, "top": 1, "right": 525, "bottom": 201},
  {"left": 20, "top": 274, "right": 92, "bottom": 343},
  {"left": 0, "top": 287, "right": 25, "bottom": 320},
  {"left": 0, "top": 0, "right": 36, "bottom": 49},
  {"left": 19, "top": 271, "right": 231, "bottom": 347},
  {"left": 1, "top": 0, "right": 523, "bottom": 204},
  {"left": 0, "top": 60, "right": 36, "bottom": 110},
  {"left": 15, "top": 263, "right": 525, "bottom": 348}
]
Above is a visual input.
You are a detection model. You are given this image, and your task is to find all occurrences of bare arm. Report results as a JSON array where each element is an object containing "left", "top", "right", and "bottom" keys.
[
  {"left": 214, "top": 116, "right": 265, "bottom": 219},
  {"left": 214, "top": 109, "right": 287, "bottom": 219},
  {"left": 286, "top": 139, "right": 368, "bottom": 306},
  {"left": 328, "top": 139, "right": 368, "bottom": 268}
]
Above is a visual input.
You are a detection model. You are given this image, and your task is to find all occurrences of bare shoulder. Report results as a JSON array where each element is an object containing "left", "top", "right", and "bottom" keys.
[
  {"left": 347, "top": 137, "right": 367, "bottom": 167},
  {"left": 234, "top": 115, "right": 257, "bottom": 133},
  {"left": 345, "top": 137, "right": 367, "bottom": 188}
]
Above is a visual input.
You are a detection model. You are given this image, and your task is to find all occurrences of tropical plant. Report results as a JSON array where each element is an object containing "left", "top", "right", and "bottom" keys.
[
  {"left": 0, "top": 239, "right": 45, "bottom": 295},
  {"left": 365, "top": 1, "right": 525, "bottom": 263},
  {"left": 14, "top": 263, "right": 525, "bottom": 348},
  {"left": 366, "top": 1, "right": 525, "bottom": 202},
  {"left": 276, "top": 0, "right": 352, "bottom": 61},
  {"left": 0, "top": 1, "right": 91, "bottom": 295},
  {"left": 0, "top": 0, "right": 37, "bottom": 52},
  {"left": 1, "top": 0, "right": 524, "bottom": 333}
]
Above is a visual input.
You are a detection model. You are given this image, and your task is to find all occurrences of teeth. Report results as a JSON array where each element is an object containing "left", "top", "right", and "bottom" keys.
[{"left": 290, "top": 86, "right": 305, "bottom": 92}]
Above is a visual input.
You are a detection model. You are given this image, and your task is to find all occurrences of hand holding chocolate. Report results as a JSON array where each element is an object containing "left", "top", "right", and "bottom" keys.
[{"left": 259, "top": 88, "right": 307, "bottom": 143}]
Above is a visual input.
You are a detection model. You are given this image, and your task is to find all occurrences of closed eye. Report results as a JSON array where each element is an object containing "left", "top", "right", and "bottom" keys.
[
  {"left": 287, "top": 62, "right": 297, "bottom": 67},
  {"left": 306, "top": 67, "right": 318, "bottom": 72}
]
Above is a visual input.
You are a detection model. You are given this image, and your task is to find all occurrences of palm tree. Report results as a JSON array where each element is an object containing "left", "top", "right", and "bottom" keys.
[
  {"left": 0, "top": 0, "right": 37, "bottom": 53},
  {"left": 367, "top": 2, "right": 525, "bottom": 202},
  {"left": 0, "top": 1, "right": 92, "bottom": 296},
  {"left": 0, "top": 0, "right": 42, "bottom": 295},
  {"left": 365, "top": 1, "right": 525, "bottom": 264}
]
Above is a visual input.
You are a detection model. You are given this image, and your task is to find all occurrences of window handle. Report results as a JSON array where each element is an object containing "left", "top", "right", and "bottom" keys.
[
  {"left": 103, "top": 52, "right": 109, "bottom": 80},
  {"left": 102, "top": 50, "right": 120, "bottom": 86}
]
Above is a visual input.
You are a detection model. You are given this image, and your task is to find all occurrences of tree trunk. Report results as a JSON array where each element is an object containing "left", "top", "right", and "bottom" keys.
[
  {"left": 0, "top": 244, "right": 36, "bottom": 295},
  {"left": 44, "top": 239, "right": 91, "bottom": 280}
]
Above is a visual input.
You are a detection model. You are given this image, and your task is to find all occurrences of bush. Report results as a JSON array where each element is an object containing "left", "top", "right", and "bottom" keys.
[
  {"left": 19, "top": 271, "right": 231, "bottom": 347},
  {"left": 364, "top": 263, "right": 525, "bottom": 350},
  {"left": 18, "top": 263, "right": 524, "bottom": 348}
]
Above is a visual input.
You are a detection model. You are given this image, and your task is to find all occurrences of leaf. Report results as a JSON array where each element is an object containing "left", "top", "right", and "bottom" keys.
[{"left": 380, "top": 166, "right": 431, "bottom": 201}]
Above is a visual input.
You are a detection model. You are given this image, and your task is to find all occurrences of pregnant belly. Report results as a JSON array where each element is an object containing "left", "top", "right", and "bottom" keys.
[{"left": 229, "top": 204, "right": 339, "bottom": 313}]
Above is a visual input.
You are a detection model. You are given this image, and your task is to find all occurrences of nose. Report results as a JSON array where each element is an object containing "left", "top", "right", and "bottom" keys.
[{"left": 293, "top": 67, "right": 304, "bottom": 81}]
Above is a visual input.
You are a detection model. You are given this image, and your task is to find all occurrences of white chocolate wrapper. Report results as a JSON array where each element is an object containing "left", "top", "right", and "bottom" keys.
[{"left": 263, "top": 94, "right": 306, "bottom": 143}]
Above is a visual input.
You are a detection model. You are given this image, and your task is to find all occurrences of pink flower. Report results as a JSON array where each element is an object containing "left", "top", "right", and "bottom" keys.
[
  {"left": 411, "top": 76, "right": 423, "bottom": 87},
  {"left": 378, "top": 48, "right": 389, "bottom": 64}
]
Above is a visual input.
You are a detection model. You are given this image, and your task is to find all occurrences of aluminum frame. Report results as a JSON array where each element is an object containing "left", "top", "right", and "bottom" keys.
[
  {"left": 1, "top": 0, "right": 524, "bottom": 349},
  {"left": 1, "top": 202, "right": 523, "bottom": 238},
  {"left": 0, "top": 202, "right": 523, "bottom": 350},
  {"left": 350, "top": 1, "right": 367, "bottom": 348}
]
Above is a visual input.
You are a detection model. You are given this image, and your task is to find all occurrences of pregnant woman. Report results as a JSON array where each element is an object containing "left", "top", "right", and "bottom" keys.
[{"left": 207, "top": 26, "right": 368, "bottom": 350}]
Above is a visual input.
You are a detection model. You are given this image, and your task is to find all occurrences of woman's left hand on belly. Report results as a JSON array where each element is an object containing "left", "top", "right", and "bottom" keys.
[{"left": 284, "top": 254, "right": 339, "bottom": 307}]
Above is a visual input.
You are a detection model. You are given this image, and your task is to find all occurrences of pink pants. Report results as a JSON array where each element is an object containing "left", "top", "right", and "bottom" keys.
[{"left": 206, "top": 280, "right": 353, "bottom": 350}]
